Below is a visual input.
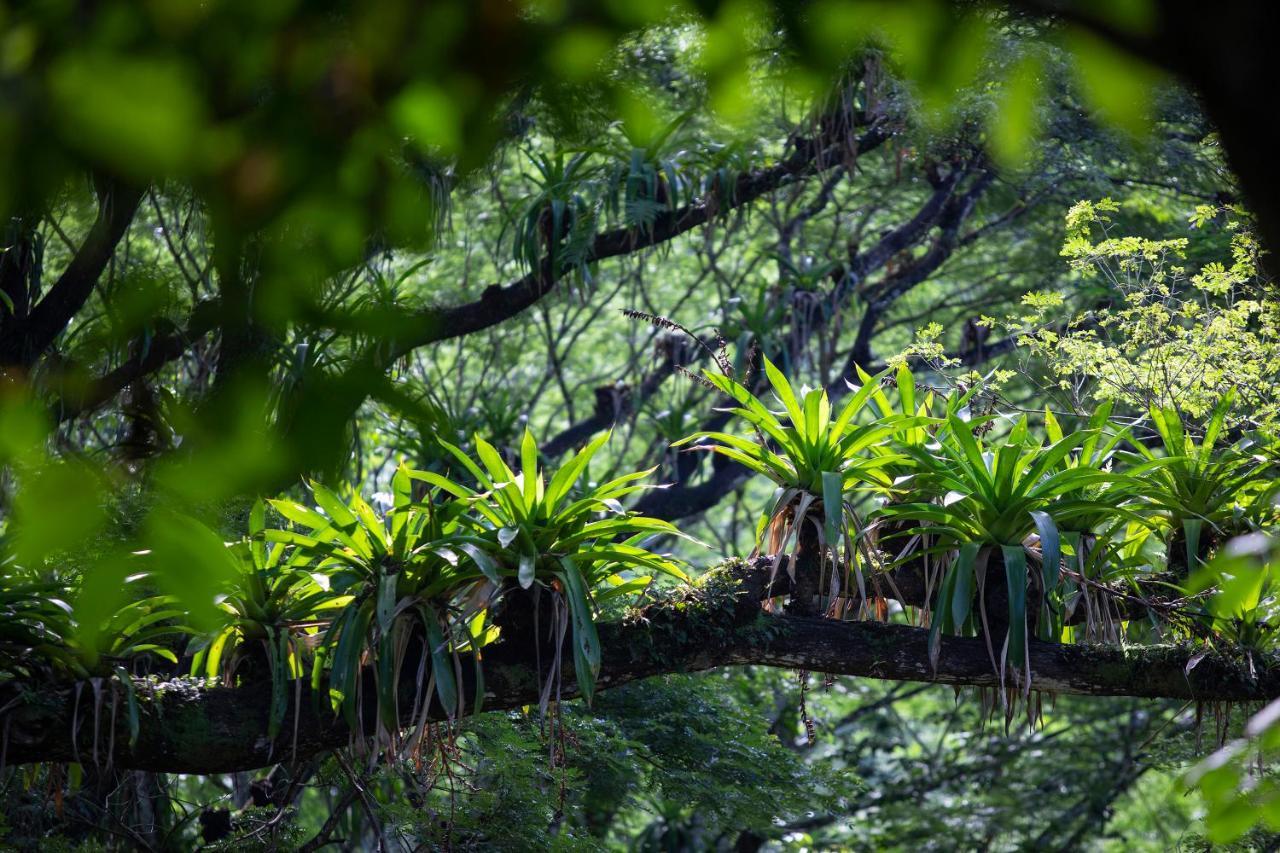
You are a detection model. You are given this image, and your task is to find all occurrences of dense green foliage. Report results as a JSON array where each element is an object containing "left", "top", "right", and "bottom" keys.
[{"left": 3, "top": 1, "right": 1280, "bottom": 850}]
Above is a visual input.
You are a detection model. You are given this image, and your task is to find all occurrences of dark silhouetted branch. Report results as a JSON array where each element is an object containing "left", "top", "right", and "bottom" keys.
[
  {"left": 2, "top": 181, "right": 144, "bottom": 367},
  {"left": 50, "top": 300, "right": 220, "bottom": 422}
]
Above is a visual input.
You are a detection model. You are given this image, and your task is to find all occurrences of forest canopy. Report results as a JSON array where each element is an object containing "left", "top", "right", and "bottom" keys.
[{"left": 2, "top": 0, "right": 1280, "bottom": 849}]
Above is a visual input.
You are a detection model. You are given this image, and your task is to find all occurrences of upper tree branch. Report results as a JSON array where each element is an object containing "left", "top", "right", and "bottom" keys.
[
  {"left": 383, "top": 124, "right": 892, "bottom": 359},
  {"left": 273, "top": 121, "right": 895, "bottom": 475}
]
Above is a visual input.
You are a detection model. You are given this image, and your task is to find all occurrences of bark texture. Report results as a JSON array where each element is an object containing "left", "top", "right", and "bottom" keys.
[{"left": 3, "top": 560, "right": 1275, "bottom": 773}]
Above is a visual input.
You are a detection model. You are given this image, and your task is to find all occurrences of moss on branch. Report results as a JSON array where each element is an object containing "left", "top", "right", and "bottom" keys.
[{"left": 2, "top": 560, "right": 1276, "bottom": 773}]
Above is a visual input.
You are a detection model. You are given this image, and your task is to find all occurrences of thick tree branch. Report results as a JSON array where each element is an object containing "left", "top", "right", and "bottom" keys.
[
  {"left": 384, "top": 124, "right": 891, "bottom": 358},
  {"left": 272, "top": 121, "right": 894, "bottom": 480},
  {"left": 1, "top": 181, "right": 144, "bottom": 368},
  {"left": 49, "top": 299, "right": 220, "bottom": 422},
  {"left": 3, "top": 561, "right": 1272, "bottom": 773}
]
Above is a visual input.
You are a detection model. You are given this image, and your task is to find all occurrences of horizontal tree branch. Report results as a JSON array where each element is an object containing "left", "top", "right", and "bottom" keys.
[{"left": 2, "top": 561, "right": 1271, "bottom": 773}]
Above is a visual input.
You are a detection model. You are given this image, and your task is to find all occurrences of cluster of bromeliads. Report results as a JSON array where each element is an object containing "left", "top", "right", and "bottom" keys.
[{"left": 3, "top": 359, "right": 1278, "bottom": 754}]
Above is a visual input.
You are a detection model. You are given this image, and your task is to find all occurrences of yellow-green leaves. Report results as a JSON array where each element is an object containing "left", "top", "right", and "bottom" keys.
[
  {"left": 682, "top": 358, "right": 928, "bottom": 617},
  {"left": 425, "top": 428, "right": 686, "bottom": 705},
  {"left": 1001, "top": 202, "right": 1279, "bottom": 427}
]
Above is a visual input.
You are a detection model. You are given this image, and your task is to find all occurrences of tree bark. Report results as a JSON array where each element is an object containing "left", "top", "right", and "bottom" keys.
[
  {"left": 0, "top": 181, "right": 144, "bottom": 368},
  {"left": 2, "top": 560, "right": 1275, "bottom": 773}
]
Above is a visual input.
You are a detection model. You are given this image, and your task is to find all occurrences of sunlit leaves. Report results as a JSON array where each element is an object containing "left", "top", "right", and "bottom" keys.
[
  {"left": 412, "top": 428, "right": 689, "bottom": 704},
  {"left": 222, "top": 428, "right": 686, "bottom": 731},
  {"left": 260, "top": 472, "right": 489, "bottom": 726},
  {"left": 678, "top": 358, "right": 928, "bottom": 616},
  {"left": 183, "top": 499, "right": 346, "bottom": 735}
]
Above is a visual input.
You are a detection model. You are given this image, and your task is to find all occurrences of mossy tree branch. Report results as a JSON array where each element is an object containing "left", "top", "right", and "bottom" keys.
[{"left": 3, "top": 561, "right": 1274, "bottom": 773}]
